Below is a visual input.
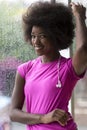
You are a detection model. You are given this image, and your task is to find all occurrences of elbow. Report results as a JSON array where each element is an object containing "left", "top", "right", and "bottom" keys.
[
  {"left": 82, "top": 44, "right": 87, "bottom": 53},
  {"left": 9, "top": 110, "right": 14, "bottom": 121},
  {"left": 9, "top": 108, "right": 16, "bottom": 122},
  {"left": 79, "top": 44, "right": 87, "bottom": 53}
]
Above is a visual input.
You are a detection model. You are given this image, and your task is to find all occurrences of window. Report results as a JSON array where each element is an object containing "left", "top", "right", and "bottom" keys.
[
  {"left": 0, "top": 0, "right": 36, "bottom": 129},
  {"left": 0, "top": 0, "right": 87, "bottom": 130}
]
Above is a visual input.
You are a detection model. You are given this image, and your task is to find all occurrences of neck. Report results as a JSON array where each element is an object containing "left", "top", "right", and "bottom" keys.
[{"left": 41, "top": 52, "right": 60, "bottom": 63}]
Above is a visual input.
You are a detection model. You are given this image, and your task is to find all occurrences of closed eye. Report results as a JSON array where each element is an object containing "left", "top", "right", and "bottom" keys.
[
  {"left": 39, "top": 34, "right": 47, "bottom": 39},
  {"left": 31, "top": 33, "right": 47, "bottom": 40},
  {"left": 31, "top": 34, "right": 36, "bottom": 39}
]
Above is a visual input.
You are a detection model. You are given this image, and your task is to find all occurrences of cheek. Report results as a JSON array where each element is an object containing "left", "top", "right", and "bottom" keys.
[
  {"left": 44, "top": 44, "right": 53, "bottom": 53},
  {"left": 31, "top": 39, "right": 34, "bottom": 46},
  {"left": 45, "top": 42, "right": 53, "bottom": 49}
]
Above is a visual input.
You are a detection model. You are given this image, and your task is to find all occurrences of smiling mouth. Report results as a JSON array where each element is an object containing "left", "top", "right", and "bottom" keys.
[{"left": 34, "top": 46, "right": 44, "bottom": 50}]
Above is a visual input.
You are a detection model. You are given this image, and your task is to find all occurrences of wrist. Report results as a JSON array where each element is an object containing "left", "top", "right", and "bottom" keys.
[
  {"left": 74, "top": 13, "right": 86, "bottom": 21},
  {"left": 40, "top": 114, "right": 47, "bottom": 124}
]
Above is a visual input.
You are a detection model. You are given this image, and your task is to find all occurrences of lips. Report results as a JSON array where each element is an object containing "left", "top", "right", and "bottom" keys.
[{"left": 34, "top": 45, "right": 44, "bottom": 50}]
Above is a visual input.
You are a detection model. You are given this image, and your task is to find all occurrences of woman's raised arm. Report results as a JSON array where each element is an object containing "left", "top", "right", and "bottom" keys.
[{"left": 71, "top": 2, "right": 87, "bottom": 75}]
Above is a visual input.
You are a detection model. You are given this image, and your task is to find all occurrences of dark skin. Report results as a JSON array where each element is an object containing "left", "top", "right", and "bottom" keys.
[
  {"left": 71, "top": 2, "right": 87, "bottom": 75},
  {"left": 10, "top": 2, "right": 87, "bottom": 127}
]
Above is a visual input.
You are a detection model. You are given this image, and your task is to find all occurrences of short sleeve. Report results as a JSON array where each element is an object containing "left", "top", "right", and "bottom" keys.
[
  {"left": 17, "top": 61, "right": 31, "bottom": 78},
  {"left": 67, "top": 58, "right": 85, "bottom": 80}
]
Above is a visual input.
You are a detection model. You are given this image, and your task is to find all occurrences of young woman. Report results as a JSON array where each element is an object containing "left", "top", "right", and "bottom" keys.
[{"left": 10, "top": 1, "right": 87, "bottom": 130}]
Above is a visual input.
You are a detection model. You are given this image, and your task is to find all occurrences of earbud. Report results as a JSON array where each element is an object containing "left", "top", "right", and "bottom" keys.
[
  {"left": 56, "top": 80, "right": 61, "bottom": 88},
  {"left": 56, "top": 55, "right": 62, "bottom": 88}
]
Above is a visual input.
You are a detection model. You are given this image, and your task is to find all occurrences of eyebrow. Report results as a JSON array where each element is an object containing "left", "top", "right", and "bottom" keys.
[{"left": 31, "top": 32, "right": 46, "bottom": 35}]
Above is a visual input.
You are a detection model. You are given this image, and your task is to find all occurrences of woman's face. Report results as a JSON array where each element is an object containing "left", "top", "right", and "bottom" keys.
[{"left": 31, "top": 26, "right": 56, "bottom": 56}]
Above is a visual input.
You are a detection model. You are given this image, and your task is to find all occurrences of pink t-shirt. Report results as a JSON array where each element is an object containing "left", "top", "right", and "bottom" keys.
[{"left": 17, "top": 56, "right": 84, "bottom": 130}]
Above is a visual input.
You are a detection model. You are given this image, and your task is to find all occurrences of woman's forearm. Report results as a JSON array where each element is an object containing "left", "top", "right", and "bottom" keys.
[
  {"left": 10, "top": 109, "right": 44, "bottom": 125},
  {"left": 9, "top": 108, "right": 70, "bottom": 126},
  {"left": 75, "top": 15, "right": 87, "bottom": 49}
]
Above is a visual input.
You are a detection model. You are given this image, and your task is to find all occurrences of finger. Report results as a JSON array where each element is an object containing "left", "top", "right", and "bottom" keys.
[
  {"left": 70, "top": 2, "right": 76, "bottom": 6},
  {"left": 70, "top": 2, "right": 77, "bottom": 11},
  {"left": 54, "top": 109, "right": 69, "bottom": 120},
  {"left": 76, "top": 3, "right": 84, "bottom": 8},
  {"left": 55, "top": 109, "right": 66, "bottom": 116},
  {"left": 67, "top": 117, "right": 72, "bottom": 121},
  {"left": 59, "top": 112, "right": 70, "bottom": 124},
  {"left": 77, "top": 2, "right": 80, "bottom": 5},
  {"left": 58, "top": 120, "right": 66, "bottom": 126},
  {"left": 77, "top": 2, "right": 84, "bottom": 7},
  {"left": 61, "top": 115, "right": 68, "bottom": 122},
  {"left": 58, "top": 118, "right": 67, "bottom": 126},
  {"left": 58, "top": 114, "right": 68, "bottom": 123},
  {"left": 54, "top": 112, "right": 64, "bottom": 121}
]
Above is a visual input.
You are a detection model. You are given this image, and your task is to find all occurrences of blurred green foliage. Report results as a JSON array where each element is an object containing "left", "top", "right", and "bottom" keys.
[{"left": 0, "top": 0, "right": 36, "bottom": 62}]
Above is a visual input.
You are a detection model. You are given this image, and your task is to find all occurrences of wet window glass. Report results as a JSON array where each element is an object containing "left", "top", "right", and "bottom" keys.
[{"left": 0, "top": 0, "right": 36, "bottom": 129}]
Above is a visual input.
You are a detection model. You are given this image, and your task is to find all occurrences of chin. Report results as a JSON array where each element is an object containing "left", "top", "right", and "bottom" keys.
[
  {"left": 35, "top": 51, "right": 44, "bottom": 56},
  {"left": 36, "top": 52, "right": 43, "bottom": 56}
]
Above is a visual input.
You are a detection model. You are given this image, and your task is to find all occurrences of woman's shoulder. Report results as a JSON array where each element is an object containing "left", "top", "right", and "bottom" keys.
[
  {"left": 17, "top": 57, "right": 39, "bottom": 78},
  {"left": 19, "top": 57, "right": 39, "bottom": 68}
]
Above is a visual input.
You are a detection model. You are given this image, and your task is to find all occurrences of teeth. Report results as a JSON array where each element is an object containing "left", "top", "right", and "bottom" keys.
[
  {"left": 35, "top": 47, "right": 42, "bottom": 50},
  {"left": 35, "top": 46, "right": 43, "bottom": 50}
]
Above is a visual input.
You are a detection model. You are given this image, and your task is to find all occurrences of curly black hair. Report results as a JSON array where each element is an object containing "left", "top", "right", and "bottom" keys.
[{"left": 22, "top": 1, "right": 75, "bottom": 50}]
